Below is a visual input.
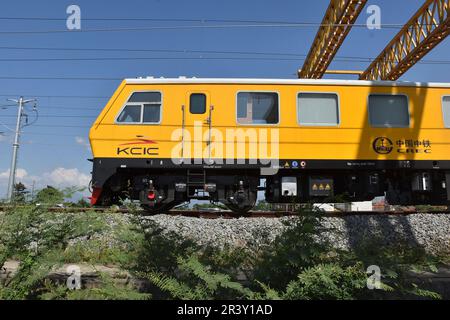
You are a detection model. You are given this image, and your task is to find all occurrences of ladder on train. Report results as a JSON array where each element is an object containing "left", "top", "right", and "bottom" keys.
[{"left": 187, "top": 169, "right": 208, "bottom": 199}]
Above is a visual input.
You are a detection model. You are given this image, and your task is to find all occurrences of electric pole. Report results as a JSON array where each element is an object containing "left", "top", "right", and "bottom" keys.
[{"left": 6, "top": 97, "right": 37, "bottom": 202}]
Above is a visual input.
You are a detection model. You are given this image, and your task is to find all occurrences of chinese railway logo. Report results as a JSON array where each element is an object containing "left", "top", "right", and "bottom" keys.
[{"left": 372, "top": 137, "right": 393, "bottom": 154}]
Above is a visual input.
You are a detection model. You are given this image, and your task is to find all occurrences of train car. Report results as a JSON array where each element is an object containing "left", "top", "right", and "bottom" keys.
[{"left": 89, "top": 77, "right": 450, "bottom": 214}]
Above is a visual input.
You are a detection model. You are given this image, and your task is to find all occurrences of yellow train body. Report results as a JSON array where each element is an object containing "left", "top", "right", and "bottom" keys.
[
  {"left": 88, "top": 78, "right": 450, "bottom": 213},
  {"left": 90, "top": 78, "right": 450, "bottom": 162}
]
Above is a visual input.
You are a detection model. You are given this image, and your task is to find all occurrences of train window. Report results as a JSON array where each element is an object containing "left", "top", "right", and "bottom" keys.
[
  {"left": 297, "top": 93, "right": 339, "bottom": 126},
  {"left": 116, "top": 91, "right": 162, "bottom": 124},
  {"left": 143, "top": 105, "right": 161, "bottom": 123},
  {"left": 190, "top": 93, "right": 206, "bottom": 114},
  {"left": 368, "top": 94, "right": 410, "bottom": 128},
  {"left": 117, "top": 105, "right": 142, "bottom": 123},
  {"left": 128, "top": 92, "right": 161, "bottom": 103},
  {"left": 442, "top": 96, "right": 450, "bottom": 128},
  {"left": 237, "top": 92, "right": 279, "bottom": 125}
]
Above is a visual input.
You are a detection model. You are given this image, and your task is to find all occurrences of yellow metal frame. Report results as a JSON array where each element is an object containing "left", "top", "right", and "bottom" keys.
[
  {"left": 324, "top": 70, "right": 364, "bottom": 75},
  {"left": 360, "top": 0, "right": 450, "bottom": 81},
  {"left": 298, "top": 0, "right": 368, "bottom": 79}
]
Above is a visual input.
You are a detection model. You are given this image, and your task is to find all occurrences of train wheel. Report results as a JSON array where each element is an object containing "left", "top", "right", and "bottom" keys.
[
  {"left": 141, "top": 202, "right": 178, "bottom": 216},
  {"left": 224, "top": 190, "right": 257, "bottom": 216},
  {"left": 225, "top": 204, "right": 255, "bottom": 216}
]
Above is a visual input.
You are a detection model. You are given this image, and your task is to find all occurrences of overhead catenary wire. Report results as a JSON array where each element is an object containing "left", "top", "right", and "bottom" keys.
[
  {"left": 0, "top": 123, "right": 91, "bottom": 128},
  {"left": 0, "top": 114, "right": 96, "bottom": 118},
  {"left": 0, "top": 56, "right": 448, "bottom": 64},
  {"left": 0, "top": 16, "right": 414, "bottom": 26},
  {"left": 0, "top": 45, "right": 447, "bottom": 64},
  {"left": 0, "top": 45, "right": 311, "bottom": 56},
  {"left": 18, "top": 132, "right": 88, "bottom": 137},
  {"left": 32, "top": 106, "right": 102, "bottom": 111},
  {"left": 0, "top": 76, "right": 122, "bottom": 81},
  {"left": 1, "top": 104, "right": 104, "bottom": 111},
  {"left": 0, "top": 22, "right": 422, "bottom": 35},
  {"left": 0, "top": 94, "right": 108, "bottom": 98},
  {"left": 20, "top": 141, "right": 92, "bottom": 148}
]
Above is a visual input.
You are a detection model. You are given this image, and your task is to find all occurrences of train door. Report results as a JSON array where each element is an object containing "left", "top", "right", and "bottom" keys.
[{"left": 182, "top": 91, "right": 214, "bottom": 164}]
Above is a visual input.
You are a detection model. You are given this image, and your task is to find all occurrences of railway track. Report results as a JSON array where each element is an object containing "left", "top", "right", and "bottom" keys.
[{"left": 1, "top": 205, "right": 449, "bottom": 218}]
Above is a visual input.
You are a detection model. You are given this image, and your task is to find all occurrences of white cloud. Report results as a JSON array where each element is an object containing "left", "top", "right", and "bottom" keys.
[
  {"left": 17, "top": 168, "right": 28, "bottom": 180},
  {"left": 75, "top": 136, "right": 91, "bottom": 151},
  {"left": 0, "top": 167, "right": 90, "bottom": 193},
  {"left": 43, "top": 167, "right": 90, "bottom": 188},
  {"left": 0, "top": 168, "right": 28, "bottom": 180}
]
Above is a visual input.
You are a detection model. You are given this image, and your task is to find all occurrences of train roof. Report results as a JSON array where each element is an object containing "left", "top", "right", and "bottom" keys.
[{"left": 125, "top": 77, "right": 450, "bottom": 88}]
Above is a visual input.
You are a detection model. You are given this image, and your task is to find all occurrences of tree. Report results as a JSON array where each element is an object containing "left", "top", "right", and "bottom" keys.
[
  {"left": 13, "top": 182, "right": 29, "bottom": 203},
  {"left": 35, "top": 186, "right": 64, "bottom": 205}
]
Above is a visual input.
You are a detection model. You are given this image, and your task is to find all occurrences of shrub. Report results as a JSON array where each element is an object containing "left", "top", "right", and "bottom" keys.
[
  {"left": 252, "top": 205, "right": 335, "bottom": 290},
  {"left": 143, "top": 254, "right": 252, "bottom": 300},
  {"left": 283, "top": 263, "right": 367, "bottom": 300}
]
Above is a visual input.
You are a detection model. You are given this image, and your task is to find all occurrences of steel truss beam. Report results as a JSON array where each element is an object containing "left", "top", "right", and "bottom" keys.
[
  {"left": 298, "top": 0, "right": 368, "bottom": 79},
  {"left": 360, "top": 0, "right": 450, "bottom": 81}
]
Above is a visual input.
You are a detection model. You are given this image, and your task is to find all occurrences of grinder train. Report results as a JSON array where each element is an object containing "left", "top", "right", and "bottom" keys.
[{"left": 88, "top": 78, "right": 450, "bottom": 214}]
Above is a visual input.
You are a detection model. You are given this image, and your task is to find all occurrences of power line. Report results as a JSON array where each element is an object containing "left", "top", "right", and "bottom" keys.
[
  {"left": 0, "top": 94, "right": 108, "bottom": 99},
  {"left": 1, "top": 114, "right": 95, "bottom": 118},
  {"left": 20, "top": 141, "right": 91, "bottom": 148},
  {"left": 0, "top": 56, "right": 449, "bottom": 64},
  {"left": 22, "top": 124, "right": 91, "bottom": 128},
  {"left": 0, "top": 123, "right": 90, "bottom": 128},
  {"left": 0, "top": 45, "right": 440, "bottom": 64},
  {"left": 0, "top": 52, "right": 448, "bottom": 65},
  {"left": 2, "top": 104, "right": 102, "bottom": 111},
  {"left": 0, "top": 45, "right": 309, "bottom": 57},
  {"left": 0, "top": 17, "right": 371, "bottom": 24},
  {"left": 0, "top": 16, "right": 426, "bottom": 29},
  {"left": 0, "top": 76, "right": 122, "bottom": 81},
  {"left": 0, "top": 16, "right": 421, "bottom": 29},
  {"left": 21, "top": 132, "right": 87, "bottom": 137},
  {"left": 35, "top": 106, "right": 102, "bottom": 111},
  {"left": 0, "top": 22, "right": 410, "bottom": 35},
  {"left": 0, "top": 57, "right": 310, "bottom": 62}
]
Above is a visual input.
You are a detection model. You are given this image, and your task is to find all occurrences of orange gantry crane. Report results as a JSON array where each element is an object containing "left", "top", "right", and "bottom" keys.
[
  {"left": 360, "top": 0, "right": 450, "bottom": 80},
  {"left": 298, "top": 0, "right": 368, "bottom": 79},
  {"left": 299, "top": 0, "right": 450, "bottom": 81}
]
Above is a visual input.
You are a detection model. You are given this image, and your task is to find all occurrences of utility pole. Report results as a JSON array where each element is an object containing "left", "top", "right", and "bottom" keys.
[
  {"left": 31, "top": 180, "right": 36, "bottom": 202},
  {"left": 6, "top": 97, "right": 37, "bottom": 202}
]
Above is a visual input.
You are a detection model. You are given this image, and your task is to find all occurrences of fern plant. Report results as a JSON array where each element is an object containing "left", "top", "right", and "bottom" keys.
[
  {"left": 283, "top": 263, "right": 367, "bottom": 300},
  {"left": 252, "top": 205, "right": 335, "bottom": 290},
  {"left": 142, "top": 255, "right": 253, "bottom": 300},
  {"left": 39, "top": 272, "right": 151, "bottom": 300}
]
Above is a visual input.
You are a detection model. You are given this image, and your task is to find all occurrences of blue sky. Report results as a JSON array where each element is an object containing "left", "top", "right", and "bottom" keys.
[{"left": 0, "top": 0, "right": 449, "bottom": 198}]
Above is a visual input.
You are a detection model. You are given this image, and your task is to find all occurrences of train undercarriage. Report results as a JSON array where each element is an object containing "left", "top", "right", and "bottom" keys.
[{"left": 90, "top": 160, "right": 450, "bottom": 214}]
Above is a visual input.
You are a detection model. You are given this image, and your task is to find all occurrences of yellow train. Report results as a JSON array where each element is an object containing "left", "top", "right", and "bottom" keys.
[{"left": 89, "top": 78, "right": 450, "bottom": 213}]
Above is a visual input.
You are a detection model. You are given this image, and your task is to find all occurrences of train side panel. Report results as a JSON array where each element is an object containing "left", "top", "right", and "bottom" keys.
[{"left": 89, "top": 81, "right": 450, "bottom": 212}]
